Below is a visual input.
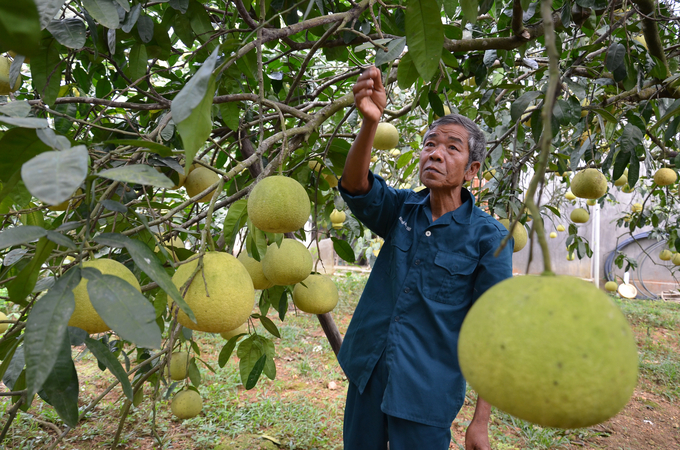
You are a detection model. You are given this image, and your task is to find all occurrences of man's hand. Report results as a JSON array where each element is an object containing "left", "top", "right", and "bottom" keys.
[
  {"left": 465, "top": 420, "right": 490, "bottom": 450},
  {"left": 353, "top": 66, "right": 386, "bottom": 123},
  {"left": 465, "top": 396, "right": 491, "bottom": 450}
]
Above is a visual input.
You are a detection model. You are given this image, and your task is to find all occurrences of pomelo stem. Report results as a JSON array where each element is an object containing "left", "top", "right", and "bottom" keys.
[{"left": 523, "top": 0, "right": 561, "bottom": 275}]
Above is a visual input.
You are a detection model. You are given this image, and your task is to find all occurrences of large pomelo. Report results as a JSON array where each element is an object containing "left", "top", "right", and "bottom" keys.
[
  {"left": 459, "top": 275, "right": 638, "bottom": 429},
  {"left": 499, "top": 219, "right": 527, "bottom": 252},
  {"left": 571, "top": 169, "right": 607, "bottom": 199},
  {"left": 68, "top": 259, "right": 141, "bottom": 334},
  {"left": 262, "top": 239, "right": 312, "bottom": 286},
  {"left": 292, "top": 274, "right": 339, "bottom": 314},
  {"left": 247, "top": 176, "right": 310, "bottom": 233},
  {"left": 237, "top": 253, "right": 274, "bottom": 290},
  {"left": 170, "top": 252, "right": 255, "bottom": 333}
]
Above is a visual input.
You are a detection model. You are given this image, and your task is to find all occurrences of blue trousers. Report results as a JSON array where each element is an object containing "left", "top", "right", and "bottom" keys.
[{"left": 343, "top": 352, "right": 451, "bottom": 450}]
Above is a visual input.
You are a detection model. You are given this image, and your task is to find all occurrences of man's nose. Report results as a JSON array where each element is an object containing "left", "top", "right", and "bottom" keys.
[{"left": 428, "top": 145, "right": 444, "bottom": 161}]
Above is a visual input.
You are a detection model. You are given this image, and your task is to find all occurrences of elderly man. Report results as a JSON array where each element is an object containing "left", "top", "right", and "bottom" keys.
[{"left": 338, "top": 66, "right": 514, "bottom": 450}]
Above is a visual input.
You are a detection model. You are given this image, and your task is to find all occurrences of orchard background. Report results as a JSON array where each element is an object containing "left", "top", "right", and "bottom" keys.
[{"left": 1, "top": 0, "right": 680, "bottom": 447}]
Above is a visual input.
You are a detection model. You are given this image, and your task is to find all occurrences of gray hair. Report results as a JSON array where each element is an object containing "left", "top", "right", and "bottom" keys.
[{"left": 423, "top": 114, "right": 486, "bottom": 169}]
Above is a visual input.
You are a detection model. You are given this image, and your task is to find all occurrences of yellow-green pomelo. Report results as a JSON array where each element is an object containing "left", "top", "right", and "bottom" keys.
[
  {"left": 614, "top": 175, "right": 627, "bottom": 187},
  {"left": 330, "top": 209, "right": 346, "bottom": 229},
  {"left": 237, "top": 253, "right": 274, "bottom": 290},
  {"left": 622, "top": 184, "right": 632, "bottom": 193},
  {"left": 373, "top": 122, "right": 399, "bottom": 150},
  {"left": 0, "top": 56, "right": 21, "bottom": 95},
  {"left": 184, "top": 167, "right": 220, "bottom": 202},
  {"left": 155, "top": 236, "right": 184, "bottom": 262},
  {"left": 605, "top": 281, "right": 618, "bottom": 292},
  {"left": 48, "top": 188, "right": 83, "bottom": 211},
  {"left": 631, "top": 203, "right": 642, "bottom": 213},
  {"left": 673, "top": 253, "right": 680, "bottom": 266},
  {"left": 458, "top": 275, "right": 638, "bottom": 429},
  {"left": 220, "top": 322, "right": 248, "bottom": 340},
  {"left": 659, "top": 249, "right": 672, "bottom": 261},
  {"left": 499, "top": 219, "right": 527, "bottom": 252},
  {"left": 170, "top": 252, "right": 255, "bottom": 333},
  {"left": 571, "top": 169, "right": 608, "bottom": 199},
  {"left": 0, "top": 312, "right": 9, "bottom": 334},
  {"left": 549, "top": 232, "right": 557, "bottom": 238},
  {"left": 653, "top": 168, "right": 677, "bottom": 186},
  {"left": 586, "top": 199, "right": 597, "bottom": 206},
  {"left": 565, "top": 191, "right": 576, "bottom": 201},
  {"left": 292, "top": 274, "right": 339, "bottom": 314},
  {"left": 571, "top": 208, "right": 590, "bottom": 224},
  {"left": 483, "top": 169, "right": 496, "bottom": 181},
  {"left": 247, "top": 176, "right": 311, "bottom": 233},
  {"left": 557, "top": 224, "right": 565, "bottom": 232},
  {"left": 262, "top": 239, "right": 312, "bottom": 286},
  {"left": 567, "top": 252, "right": 575, "bottom": 261},
  {"left": 68, "top": 259, "right": 141, "bottom": 334},
  {"left": 171, "top": 389, "right": 203, "bottom": 419},
  {"left": 324, "top": 173, "right": 338, "bottom": 188},
  {"left": 168, "top": 351, "right": 190, "bottom": 380}
]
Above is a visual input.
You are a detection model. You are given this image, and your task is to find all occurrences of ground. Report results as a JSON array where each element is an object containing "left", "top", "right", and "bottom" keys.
[{"left": 1, "top": 271, "right": 680, "bottom": 449}]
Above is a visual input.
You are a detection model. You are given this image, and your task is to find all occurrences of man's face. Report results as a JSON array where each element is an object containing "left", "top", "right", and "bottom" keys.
[{"left": 419, "top": 123, "right": 480, "bottom": 191}]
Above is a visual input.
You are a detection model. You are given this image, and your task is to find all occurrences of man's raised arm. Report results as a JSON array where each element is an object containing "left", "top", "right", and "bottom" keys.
[{"left": 341, "top": 66, "right": 386, "bottom": 196}]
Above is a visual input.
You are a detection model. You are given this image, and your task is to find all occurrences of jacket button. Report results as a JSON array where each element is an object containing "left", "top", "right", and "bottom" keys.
[
  {"left": 415, "top": 259, "right": 420, "bottom": 265},
  {"left": 425, "top": 231, "right": 432, "bottom": 237},
  {"left": 404, "top": 287, "right": 410, "bottom": 293}
]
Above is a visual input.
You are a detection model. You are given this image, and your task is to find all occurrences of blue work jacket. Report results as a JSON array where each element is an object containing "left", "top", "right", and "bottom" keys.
[{"left": 338, "top": 172, "right": 514, "bottom": 428}]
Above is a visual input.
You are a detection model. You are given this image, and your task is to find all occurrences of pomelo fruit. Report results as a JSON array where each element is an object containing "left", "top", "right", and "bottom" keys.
[
  {"left": 565, "top": 191, "right": 576, "bottom": 201},
  {"left": 292, "top": 274, "right": 339, "bottom": 314},
  {"left": 557, "top": 224, "right": 565, "bottom": 232},
  {"left": 458, "top": 275, "right": 638, "bottom": 428},
  {"left": 659, "top": 249, "right": 672, "bottom": 261},
  {"left": 171, "top": 389, "right": 203, "bottom": 419},
  {"left": 605, "top": 281, "right": 618, "bottom": 292},
  {"left": 0, "top": 56, "right": 21, "bottom": 95},
  {"left": 571, "top": 169, "right": 607, "bottom": 199},
  {"left": 68, "top": 259, "right": 141, "bottom": 334},
  {"left": 167, "top": 351, "right": 190, "bottom": 380},
  {"left": 0, "top": 312, "right": 9, "bottom": 333},
  {"left": 220, "top": 322, "right": 248, "bottom": 341},
  {"left": 170, "top": 252, "right": 255, "bottom": 333},
  {"left": 373, "top": 122, "right": 399, "bottom": 150},
  {"left": 184, "top": 167, "right": 220, "bottom": 202},
  {"left": 261, "top": 239, "right": 312, "bottom": 286},
  {"left": 570, "top": 208, "right": 589, "bottom": 224},
  {"left": 499, "top": 219, "right": 527, "bottom": 252},
  {"left": 247, "top": 176, "right": 310, "bottom": 233},
  {"left": 653, "top": 168, "right": 677, "bottom": 186},
  {"left": 237, "top": 253, "right": 274, "bottom": 290}
]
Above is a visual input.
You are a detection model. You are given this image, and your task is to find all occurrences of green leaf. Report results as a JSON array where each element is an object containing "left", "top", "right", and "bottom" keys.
[
  {"left": 30, "top": 38, "right": 63, "bottom": 107},
  {"left": 460, "top": 0, "right": 479, "bottom": 24},
  {"left": 8, "top": 237, "right": 56, "bottom": 306},
  {"left": 611, "top": 149, "right": 628, "bottom": 181},
  {"left": 220, "top": 198, "right": 247, "bottom": 249},
  {"left": 397, "top": 151, "right": 414, "bottom": 169},
  {"left": 41, "top": 332, "right": 79, "bottom": 428},
  {"left": 0, "top": 128, "right": 51, "bottom": 183},
  {"left": 81, "top": 0, "right": 120, "bottom": 29},
  {"left": 0, "top": 116, "right": 49, "bottom": 128},
  {"left": 628, "top": 151, "right": 640, "bottom": 188},
  {"left": 0, "top": 101, "right": 31, "bottom": 118},
  {"left": 82, "top": 267, "right": 162, "bottom": 349},
  {"left": 126, "top": 43, "right": 148, "bottom": 83},
  {"left": 171, "top": 48, "right": 219, "bottom": 124},
  {"left": 257, "top": 315, "right": 280, "bottom": 338},
  {"left": 176, "top": 77, "right": 216, "bottom": 172},
  {"left": 0, "top": 339, "right": 21, "bottom": 383},
  {"left": 511, "top": 91, "right": 542, "bottom": 122},
  {"left": 375, "top": 37, "right": 406, "bottom": 67},
  {"left": 218, "top": 102, "right": 240, "bottom": 131},
  {"left": 605, "top": 43, "right": 626, "bottom": 72},
  {"left": 188, "top": 358, "right": 202, "bottom": 386},
  {"left": 428, "top": 92, "right": 445, "bottom": 118},
  {"left": 36, "top": 0, "right": 68, "bottom": 29},
  {"left": 0, "top": 0, "right": 41, "bottom": 56},
  {"left": 46, "top": 18, "right": 87, "bottom": 49},
  {"left": 331, "top": 237, "right": 355, "bottom": 263},
  {"left": 45, "top": 230, "right": 76, "bottom": 249},
  {"left": 25, "top": 267, "right": 81, "bottom": 398},
  {"left": 124, "top": 238, "right": 196, "bottom": 322},
  {"left": 405, "top": 0, "right": 443, "bottom": 81},
  {"left": 114, "top": 0, "right": 130, "bottom": 12},
  {"left": 84, "top": 337, "right": 133, "bottom": 400},
  {"left": 103, "top": 139, "right": 173, "bottom": 157},
  {"left": 21, "top": 146, "right": 89, "bottom": 206},
  {"left": 397, "top": 52, "right": 419, "bottom": 89},
  {"left": 619, "top": 123, "right": 643, "bottom": 153},
  {"left": 98, "top": 164, "right": 174, "bottom": 188},
  {"left": 245, "top": 354, "right": 266, "bottom": 389},
  {"left": 0, "top": 225, "right": 47, "bottom": 250},
  {"left": 218, "top": 335, "right": 240, "bottom": 368}
]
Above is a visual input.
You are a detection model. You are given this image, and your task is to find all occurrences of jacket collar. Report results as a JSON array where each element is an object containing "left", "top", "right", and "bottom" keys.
[{"left": 406, "top": 187, "right": 474, "bottom": 225}]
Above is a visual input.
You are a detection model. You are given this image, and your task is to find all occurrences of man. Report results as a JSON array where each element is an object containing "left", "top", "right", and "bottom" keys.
[{"left": 338, "top": 66, "right": 514, "bottom": 450}]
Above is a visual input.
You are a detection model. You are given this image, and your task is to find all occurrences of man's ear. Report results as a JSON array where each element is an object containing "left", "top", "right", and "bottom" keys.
[{"left": 465, "top": 161, "right": 481, "bottom": 181}]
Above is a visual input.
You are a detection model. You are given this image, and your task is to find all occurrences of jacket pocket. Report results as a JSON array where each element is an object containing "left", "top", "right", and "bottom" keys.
[{"left": 426, "top": 251, "right": 477, "bottom": 305}]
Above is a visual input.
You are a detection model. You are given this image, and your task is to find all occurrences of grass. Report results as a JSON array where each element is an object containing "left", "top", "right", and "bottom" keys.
[{"left": 1, "top": 273, "right": 680, "bottom": 449}]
